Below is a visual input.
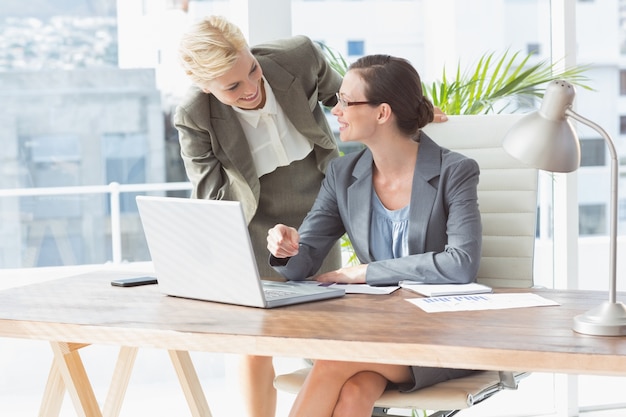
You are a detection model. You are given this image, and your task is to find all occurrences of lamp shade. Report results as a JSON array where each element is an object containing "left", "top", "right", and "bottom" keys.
[{"left": 502, "top": 80, "right": 581, "bottom": 173}]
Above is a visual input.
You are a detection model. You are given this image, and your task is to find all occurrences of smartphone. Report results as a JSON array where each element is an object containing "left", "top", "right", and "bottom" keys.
[{"left": 110, "top": 276, "right": 158, "bottom": 287}]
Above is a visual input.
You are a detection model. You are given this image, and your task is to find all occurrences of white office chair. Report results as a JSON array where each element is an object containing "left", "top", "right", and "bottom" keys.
[{"left": 274, "top": 114, "right": 538, "bottom": 417}]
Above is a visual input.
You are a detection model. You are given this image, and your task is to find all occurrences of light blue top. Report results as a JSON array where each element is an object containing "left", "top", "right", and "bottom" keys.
[{"left": 369, "top": 192, "right": 410, "bottom": 260}]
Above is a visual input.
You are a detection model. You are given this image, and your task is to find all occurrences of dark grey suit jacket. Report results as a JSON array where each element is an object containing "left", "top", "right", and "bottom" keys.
[
  {"left": 271, "top": 133, "right": 482, "bottom": 286},
  {"left": 174, "top": 36, "right": 341, "bottom": 222}
]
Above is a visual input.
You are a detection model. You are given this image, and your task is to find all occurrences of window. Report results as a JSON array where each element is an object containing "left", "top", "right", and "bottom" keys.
[
  {"left": 21, "top": 134, "right": 81, "bottom": 187},
  {"left": 580, "top": 138, "right": 606, "bottom": 167},
  {"left": 579, "top": 203, "right": 606, "bottom": 235},
  {"left": 527, "top": 43, "right": 541, "bottom": 55},
  {"left": 102, "top": 132, "right": 147, "bottom": 213},
  {"left": 347, "top": 40, "right": 364, "bottom": 56},
  {"left": 620, "top": 70, "right": 626, "bottom": 95},
  {"left": 621, "top": 115, "right": 626, "bottom": 134},
  {"left": 17, "top": 134, "right": 83, "bottom": 266}
]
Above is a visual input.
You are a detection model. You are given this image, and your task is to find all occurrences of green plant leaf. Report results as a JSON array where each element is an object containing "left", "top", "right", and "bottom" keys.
[
  {"left": 424, "top": 50, "right": 592, "bottom": 115},
  {"left": 340, "top": 234, "right": 359, "bottom": 266},
  {"left": 316, "top": 41, "right": 349, "bottom": 76}
]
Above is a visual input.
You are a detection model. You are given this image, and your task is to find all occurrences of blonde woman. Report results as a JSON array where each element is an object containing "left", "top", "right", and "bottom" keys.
[{"left": 175, "top": 15, "right": 343, "bottom": 417}]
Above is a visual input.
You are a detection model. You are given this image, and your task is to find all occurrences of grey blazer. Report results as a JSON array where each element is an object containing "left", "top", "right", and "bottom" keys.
[
  {"left": 271, "top": 132, "right": 483, "bottom": 286},
  {"left": 174, "top": 36, "right": 341, "bottom": 223}
]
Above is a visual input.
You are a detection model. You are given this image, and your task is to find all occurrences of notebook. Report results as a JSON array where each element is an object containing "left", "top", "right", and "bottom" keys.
[
  {"left": 399, "top": 281, "right": 492, "bottom": 297},
  {"left": 135, "top": 195, "right": 345, "bottom": 308}
]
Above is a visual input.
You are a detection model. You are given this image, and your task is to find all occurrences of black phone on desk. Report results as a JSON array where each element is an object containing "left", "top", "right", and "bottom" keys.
[{"left": 110, "top": 276, "right": 158, "bottom": 287}]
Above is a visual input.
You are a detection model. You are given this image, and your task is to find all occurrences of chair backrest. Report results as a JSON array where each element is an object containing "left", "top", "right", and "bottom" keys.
[{"left": 423, "top": 114, "right": 538, "bottom": 289}]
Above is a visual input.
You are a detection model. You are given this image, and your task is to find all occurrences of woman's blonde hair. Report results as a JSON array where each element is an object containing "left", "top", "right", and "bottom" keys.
[{"left": 178, "top": 15, "right": 249, "bottom": 87}]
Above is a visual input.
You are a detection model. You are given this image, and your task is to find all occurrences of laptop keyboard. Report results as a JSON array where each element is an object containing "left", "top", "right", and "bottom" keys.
[{"left": 264, "top": 288, "right": 298, "bottom": 299}]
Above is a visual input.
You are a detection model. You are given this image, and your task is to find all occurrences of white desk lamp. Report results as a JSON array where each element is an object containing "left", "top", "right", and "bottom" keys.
[{"left": 502, "top": 79, "right": 626, "bottom": 336}]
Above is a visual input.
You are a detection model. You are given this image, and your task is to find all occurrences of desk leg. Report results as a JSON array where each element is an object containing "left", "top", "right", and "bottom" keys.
[
  {"left": 102, "top": 346, "right": 138, "bottom": 417},
  {"left": 168, "top": 350, "right": 213, "bottom": 417},
  {"left": 39, "top": 360, "right": 65, "bottom": 417},
  {"left": 49, "top": 342, "right": 103, "bottom": 417}
]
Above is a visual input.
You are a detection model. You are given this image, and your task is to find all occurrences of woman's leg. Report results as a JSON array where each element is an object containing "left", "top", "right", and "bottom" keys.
[
  {"left": 239, "top": 355, "right": 276, "bottom": 417},
  {"left": 288, "top": 360, "right": 412, "bottom": 417},
  {"left": 332, "top": 371, "right": 390, "bottom": 417}
]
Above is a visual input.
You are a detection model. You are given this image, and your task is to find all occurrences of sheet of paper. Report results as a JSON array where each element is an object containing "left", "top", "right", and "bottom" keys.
[
  {"left": 406, "top": 292, "right": 559, "bottom": 313},
  {"left": 328, "top": 283, "right": 400, "bottom": 295}
]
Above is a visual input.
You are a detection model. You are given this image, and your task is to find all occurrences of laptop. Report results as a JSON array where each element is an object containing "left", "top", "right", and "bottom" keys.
[{"left": 135, "top": 195, "right": 345, "bottom": 308}]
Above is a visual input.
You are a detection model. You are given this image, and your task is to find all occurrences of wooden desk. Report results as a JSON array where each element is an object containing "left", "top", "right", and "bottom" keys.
[{"left": 0, "top": 270, "right": 625, "bottom": 417}]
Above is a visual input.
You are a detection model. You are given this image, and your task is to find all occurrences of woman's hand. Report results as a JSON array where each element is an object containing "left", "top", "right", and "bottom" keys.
[
  {"left": 315, "top": 264, "right": 368, "bottom": 284},
  {"left": 267, "top": 224, "right": 300, "bottom": 258},
  {"left": 432, "top": 106, "right": 448, "bottom": 123}
]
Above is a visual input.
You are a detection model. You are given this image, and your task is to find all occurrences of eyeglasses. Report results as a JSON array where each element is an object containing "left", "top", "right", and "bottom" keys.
[{"left": 335, "top": 93, "right": 374, "bottom": 110}]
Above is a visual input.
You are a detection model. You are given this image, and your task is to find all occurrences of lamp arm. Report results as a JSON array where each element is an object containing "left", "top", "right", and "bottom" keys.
[{"left": 565, "top": 108, "right": 618, "bottom": 303}]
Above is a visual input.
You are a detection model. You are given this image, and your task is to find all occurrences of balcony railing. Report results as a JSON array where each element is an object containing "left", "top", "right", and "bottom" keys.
[{"left": 0, "top": 182, "right": 192, "bottom": 269}]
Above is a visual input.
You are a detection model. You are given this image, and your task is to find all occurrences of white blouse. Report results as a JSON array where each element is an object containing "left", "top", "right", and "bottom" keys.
[{"left": 232, "top": 76, "right": 313, "bottom": 178}]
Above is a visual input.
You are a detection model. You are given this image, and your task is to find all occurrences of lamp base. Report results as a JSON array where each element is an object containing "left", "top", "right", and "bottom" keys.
[{"left": 573, "top": 301, "right": 626, "bottom": 336}]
